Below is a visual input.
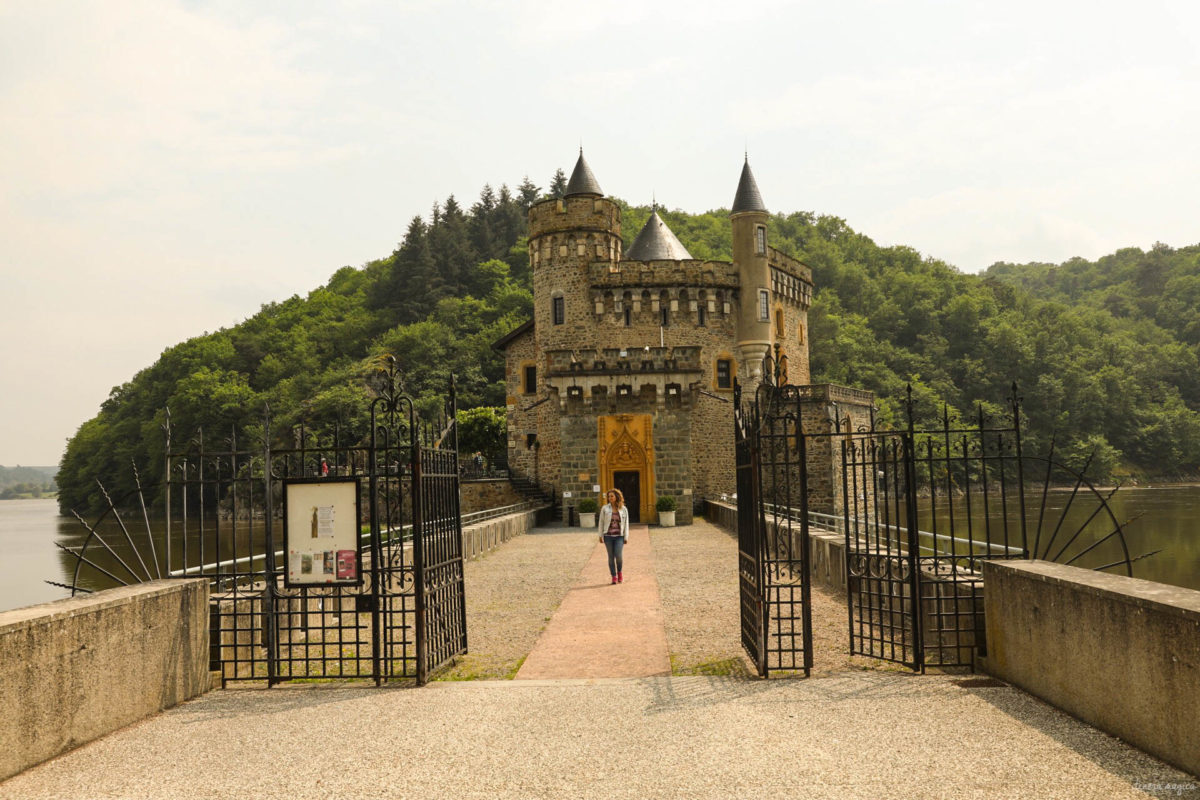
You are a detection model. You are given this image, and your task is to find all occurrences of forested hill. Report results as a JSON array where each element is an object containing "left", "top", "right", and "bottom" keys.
[{"left": 57, "top": 172, "right": 1200, "bottom": 512}]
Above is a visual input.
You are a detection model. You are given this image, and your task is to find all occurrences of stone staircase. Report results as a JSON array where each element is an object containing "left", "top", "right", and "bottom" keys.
[{"left": 509, "top": 475, "right": 561, "bottom": 521}]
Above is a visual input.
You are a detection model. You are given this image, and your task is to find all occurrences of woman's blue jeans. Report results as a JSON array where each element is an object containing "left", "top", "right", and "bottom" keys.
[{"left": 603, "top": 534, "right": 625, "bottom": 575}]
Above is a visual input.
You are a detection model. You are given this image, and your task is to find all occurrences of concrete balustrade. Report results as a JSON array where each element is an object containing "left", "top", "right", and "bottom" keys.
[
  {"left": 0, "top": 579, "right": 211, "bottom": 781},
  {"left": 981, "top": 560, "right": 1200, "bottom": 777}
]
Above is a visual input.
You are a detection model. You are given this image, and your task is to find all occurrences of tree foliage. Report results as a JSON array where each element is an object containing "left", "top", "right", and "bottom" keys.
[{"left": 56, "top": 166, "right": 1200, "bottom": 513}]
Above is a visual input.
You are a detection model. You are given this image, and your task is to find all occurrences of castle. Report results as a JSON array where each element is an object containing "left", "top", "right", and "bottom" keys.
[{"left": 495, "top": 151, "right": 871, "bottom": 524}]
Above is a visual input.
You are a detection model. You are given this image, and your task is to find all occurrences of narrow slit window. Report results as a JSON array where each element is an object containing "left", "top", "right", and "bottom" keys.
[
  {"left": 661, "top": 306, "right": 669, "bottom": 327},
  {"left": 522, "top": 364, "right": 537, "bottom": 395},
  {"left": 758, "top": 290, "right": 770, "bottom": 321},
  {"left": 624, "top": 307, "right": 632, "bottom": 327},
  {"left": 698, "top": 305, "right": 706, "bottom": 326},
  {"left": 552, "top": 296, "right": 565, "bottom": 325},
  {"left": 755, "top": 226, "right": 766, "bottom": 255}
]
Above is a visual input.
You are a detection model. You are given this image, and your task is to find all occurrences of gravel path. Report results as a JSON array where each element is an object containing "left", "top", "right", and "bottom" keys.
[
  {"left": 651, "top": 516, "right": 890, "bottom": 678},
  {"left": 4, "top": 517, "right": 1194, "bottom": 799},
  {"left": 3, "top": 675, "right": 1192, "bottom": 800},
  {"left": 449, "top": 516, "right": 923, "bottom": 681}
]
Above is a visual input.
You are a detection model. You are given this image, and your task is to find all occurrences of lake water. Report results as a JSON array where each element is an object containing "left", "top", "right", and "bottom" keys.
[{"left": 1, "top": 486, "right": 1198, "bottom": 612}]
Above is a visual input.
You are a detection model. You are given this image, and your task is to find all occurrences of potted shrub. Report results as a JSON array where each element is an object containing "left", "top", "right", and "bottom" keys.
[
  {"left": 656, "top": 495, "right": 677, "bottom": 527},
  {"left": 577, "top": 496, "right": 598, "bottom": 528}
]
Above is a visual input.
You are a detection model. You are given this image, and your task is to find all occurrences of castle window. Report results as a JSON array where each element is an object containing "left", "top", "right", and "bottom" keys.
[
  {"left": 716, "top": 359, "right": 732, "bottom": 389},
  {"left": 522, "top": 364, "right": 537, "bottom": 395},
  {"left": 758, "top": 290, "right": 770, "bottom": 321},
  {"left": 660, "top": 306, "right": 669, "bottom": 327},
  {"left": 525, "top": 433, "right": 538, "bottom": 449},
  {"left": 698, "top": 305, "right": 706, "bottom": 326},
  {"left": 756, "top": 226, "right": 766, "bottom": 255},
  {"left": 553, "top": 296, "right": 565, "bottom": 325},
  {"left": 798, "top": 323, "right": 805, "bottom": 345},
  {"left": 624, "top": 307, "right": 632, "bottom": 327},
  {"left": 775, "top": 308, "right": 784, "bottom": 337}
]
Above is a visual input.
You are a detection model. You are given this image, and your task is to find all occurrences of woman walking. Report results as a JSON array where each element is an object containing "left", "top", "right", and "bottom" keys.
[{"left": 597, "top": 489, "right": 629, "bottom": 584}]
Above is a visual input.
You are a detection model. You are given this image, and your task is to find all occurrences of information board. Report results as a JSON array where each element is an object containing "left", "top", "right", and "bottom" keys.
[{"left": 283, "top": 478, "right": 362, "bottom": 587}]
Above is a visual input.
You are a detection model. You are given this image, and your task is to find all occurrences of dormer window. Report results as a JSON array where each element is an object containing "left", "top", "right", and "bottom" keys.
[{"left": 755, "top": 226, "right": 767, "bottom": 255}]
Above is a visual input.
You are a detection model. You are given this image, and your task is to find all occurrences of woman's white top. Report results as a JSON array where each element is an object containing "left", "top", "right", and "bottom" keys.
[{"left": 596, "top": 503, "right": 629, "bottom": 541}]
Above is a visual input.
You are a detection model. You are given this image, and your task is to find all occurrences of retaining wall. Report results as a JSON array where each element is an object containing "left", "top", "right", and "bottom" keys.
[
  {"left": 0, "top": 579, "right": 211, "bottom": 781},
  {"left": 460, "top": 479, "right": 524, "bottom": 515},
  {"left": 981, "top": 560, "right": 1200, "bottom": 777}
]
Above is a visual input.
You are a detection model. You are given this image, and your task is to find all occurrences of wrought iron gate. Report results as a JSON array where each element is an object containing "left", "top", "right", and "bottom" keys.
[
  {"left": 734, "top": 380, "right": 813, "bottom": 677},
  {"left": 57, "top": 358, "right": 467, "bottom": 687},
  {"left": 738, "top": 363, "right": 1147, "bottom": 675}
]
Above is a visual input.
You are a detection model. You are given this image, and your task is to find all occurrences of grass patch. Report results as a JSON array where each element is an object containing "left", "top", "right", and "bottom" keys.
[{"left": 670, "top": 656, "right": 752, "bottom": 678}]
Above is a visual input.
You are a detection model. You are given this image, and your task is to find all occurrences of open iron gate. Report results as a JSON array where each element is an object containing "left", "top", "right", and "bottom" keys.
[
  {"left": 734, "top": 380, "right": 813, "bottom": 677},
  {"left": 738, "top": 366, "right": 1145, "bottom": 675},
  {"left": 57, "top": 358, "right": 467, "bottom": 687}
]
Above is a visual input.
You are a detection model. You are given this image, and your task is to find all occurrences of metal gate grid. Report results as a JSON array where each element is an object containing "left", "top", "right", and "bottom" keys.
[
  {"left": 734, "top": 380, "right": 814, "bottom": 678},
  {"left": 415, "top": 437, "right": 468, "bottom": 682},
  {"left": 734, "top": 383, "right": 765, "bottom": 674},
  {"left": 158, "top": 358, "right": 466, "bottom": 687},
  {"left": 835, "top": 390, "right": 1032, "bottom": 671}
]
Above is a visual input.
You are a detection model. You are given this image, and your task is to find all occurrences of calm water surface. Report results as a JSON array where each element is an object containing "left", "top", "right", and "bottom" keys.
[{"left": 1, "top": 486, "right": 1198, "bottom": 612}]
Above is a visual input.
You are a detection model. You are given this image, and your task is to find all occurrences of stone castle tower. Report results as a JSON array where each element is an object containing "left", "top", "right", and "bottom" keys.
[{"left": 495, "top": 150, "right": 869, "bottom": 524}]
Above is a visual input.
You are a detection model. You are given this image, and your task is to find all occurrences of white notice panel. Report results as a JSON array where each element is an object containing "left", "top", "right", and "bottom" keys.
[{"left": 283, "top": 478, "right": 362, "bottom": 587}]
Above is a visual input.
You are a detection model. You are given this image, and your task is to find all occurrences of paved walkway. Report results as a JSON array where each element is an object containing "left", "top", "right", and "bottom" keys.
[
  {"left": 2, "top": 519, "right": 1196, "bottom": 799},
  {"left": 517, "top": 524, "right": 670, "bottom": 679}
]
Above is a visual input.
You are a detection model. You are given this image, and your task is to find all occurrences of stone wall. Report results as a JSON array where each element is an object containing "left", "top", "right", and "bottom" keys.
[
  {"left": 503, "top": 324, "right": 540, "bottom": 484},
  {"left": 0, "top": 579, "right": 211, "bottom": 781},
  {"left": 460, "top": 479, "right": 524, "bottom": 515},
  {"left": 981, "top": 560, "right": 1200, "bottom": 777}
]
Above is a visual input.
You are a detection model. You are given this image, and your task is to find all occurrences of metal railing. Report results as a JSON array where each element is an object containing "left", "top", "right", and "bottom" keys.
[
  {"left": 169, "top": 500, "right": 546, "bottom": 580},
  {"left": 759, "top": 501, "right": 1025, "bottom": 558}
]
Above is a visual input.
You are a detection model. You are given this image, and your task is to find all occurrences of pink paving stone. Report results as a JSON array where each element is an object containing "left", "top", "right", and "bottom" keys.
[{"left": 515, "top": 524, "right": 670, "bottom": 679}]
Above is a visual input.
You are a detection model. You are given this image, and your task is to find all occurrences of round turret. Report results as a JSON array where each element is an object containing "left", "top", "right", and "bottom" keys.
[
  {"left": 529, "top": 151, "right": 623, "bottom": 354},
  {"left": 730, "top": 157, "right": 772, "bottom": 385}
]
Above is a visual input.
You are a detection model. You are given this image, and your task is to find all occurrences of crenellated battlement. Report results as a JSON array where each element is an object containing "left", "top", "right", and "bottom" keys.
[
  {"left": 528, "top": 195, "right": 621, "bottom": 241},
  {"left": 588, "top": 259, "right": 740, "bottom": 290}
]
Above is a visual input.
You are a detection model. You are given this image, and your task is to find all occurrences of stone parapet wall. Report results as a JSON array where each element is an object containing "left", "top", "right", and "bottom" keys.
[
  {"left": 0, "top": 579, "right": 211, "bottom": 781},
  {"left": 981, "top": 560, "right": 1200, "bottom": 777},
  {"left": 705, "top": 500, "right": 845, "bottom": 592},
  {"left": 461, "top": 509, "right": 538, "bottom": 559}
]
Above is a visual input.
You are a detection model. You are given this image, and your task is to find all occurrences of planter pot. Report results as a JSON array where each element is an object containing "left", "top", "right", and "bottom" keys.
[
  {"left": 658, "top": 510, "right": 676, "bottom": 527},
  {"left": 579, "top": 512, "right": 596, "bottom": 528}
]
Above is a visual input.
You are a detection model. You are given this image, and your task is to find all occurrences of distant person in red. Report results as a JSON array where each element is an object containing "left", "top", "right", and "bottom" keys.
[
  {"left": 320, "top": 458, "right": 329, "bottom": 477},
  {"left": 597, "top": 489, "right": 629, "bottom": 584}
]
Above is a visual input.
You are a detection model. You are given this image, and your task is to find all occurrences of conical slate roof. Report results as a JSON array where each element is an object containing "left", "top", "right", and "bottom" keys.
[
  {"left": 731, "top": 157, "right": 767, "bottom": 214},
  {"left": 626, "top": 208, "right": 694, "bottom": 261},
  {"left": 564, "top": 149, "right": 603, "bottom": 197}
]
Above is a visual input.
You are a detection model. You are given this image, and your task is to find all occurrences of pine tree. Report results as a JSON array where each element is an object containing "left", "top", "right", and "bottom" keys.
[
  {"left": 470, "top": 184, "right": 499, "bottom": 261},
  {"left": 430, "top": 195, "right": 478, "bottom": 297},
  {"left": 391, "top": 216, "right": 440, "bottom": 323},
  {"left": 548, "top": 168, "right": 567, "bottom": 199},
  {"left": 517, "top": 176, "right": 541, "bottom": 209}
]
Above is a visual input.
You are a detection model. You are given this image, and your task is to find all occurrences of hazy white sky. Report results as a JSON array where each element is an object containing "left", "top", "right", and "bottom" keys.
[{"left": 2, "top": 0, "right": 1198, "bottom": 465}]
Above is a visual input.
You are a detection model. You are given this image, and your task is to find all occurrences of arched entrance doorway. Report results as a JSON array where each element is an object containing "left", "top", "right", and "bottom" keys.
[{"left": 598, "top": 414, "right": 655, "bottom": 524}]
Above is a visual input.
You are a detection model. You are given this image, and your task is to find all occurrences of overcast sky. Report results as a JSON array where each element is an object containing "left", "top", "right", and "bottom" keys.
[{"left": 2, "top": 0, "right": 1198, "bottom": 466}]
